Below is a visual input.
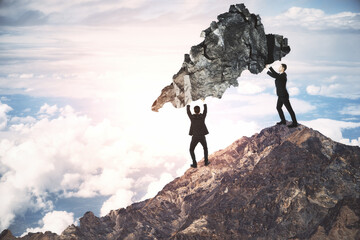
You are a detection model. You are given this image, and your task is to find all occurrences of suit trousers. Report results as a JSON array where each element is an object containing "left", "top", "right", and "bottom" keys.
[
  {"left": 277, "top": 96, "right": 297, "bottom": 123},
  {"left": 189, "top": 135, "right": 208, "bottom": 164}
]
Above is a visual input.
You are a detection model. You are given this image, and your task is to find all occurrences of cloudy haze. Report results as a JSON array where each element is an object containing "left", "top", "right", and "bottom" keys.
[{"left": 0, "top": 0, "right": 359, "bottom": 236}]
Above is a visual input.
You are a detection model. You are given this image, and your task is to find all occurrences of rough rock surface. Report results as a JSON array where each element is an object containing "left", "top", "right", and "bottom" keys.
[
  {"left": 2, "top": 124, "right": 360, "bottom": 239},
  {"left": 151, "top": 3, "right": 290, "bottom": 111}
]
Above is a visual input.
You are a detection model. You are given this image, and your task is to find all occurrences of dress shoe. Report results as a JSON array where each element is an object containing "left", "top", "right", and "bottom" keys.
[{"left": 288, "top": 122, "right": 298, "bottom": 128}]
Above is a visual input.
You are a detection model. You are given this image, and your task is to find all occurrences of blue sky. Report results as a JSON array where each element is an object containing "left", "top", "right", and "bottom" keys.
[{"left": 0, "top": 0, "right": 359, "bottom": 236}]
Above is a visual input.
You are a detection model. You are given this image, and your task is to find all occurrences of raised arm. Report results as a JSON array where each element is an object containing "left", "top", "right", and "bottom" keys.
[
  {"left": 187, "top": 105, "right": 192, "bottom": 118},
  {"left": 203, "top": 104, "right": 207, "bottom": 117},
  {"left": 267, "top": 66, "right": 279, "bottom": 78}
]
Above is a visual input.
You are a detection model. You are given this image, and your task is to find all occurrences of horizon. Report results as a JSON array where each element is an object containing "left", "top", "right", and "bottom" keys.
[{"left": 0, "top": 0, "right": 359, "bottom": 236}]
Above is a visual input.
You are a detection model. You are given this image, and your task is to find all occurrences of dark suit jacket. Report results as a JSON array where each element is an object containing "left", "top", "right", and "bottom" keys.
[
  {"left": 187, "top": 104, "right": 209, "bottom": 136},
  {"left": 267, "top": 67, "right": 289, "bottom": 97}
]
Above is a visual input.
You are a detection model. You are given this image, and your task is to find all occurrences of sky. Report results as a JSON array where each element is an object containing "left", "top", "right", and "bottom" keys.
[{"left": 0, "top": 0, "right": 359, "bottom": 236}]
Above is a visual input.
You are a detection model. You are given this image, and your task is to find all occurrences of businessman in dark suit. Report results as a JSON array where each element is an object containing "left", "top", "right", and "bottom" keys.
[
  {"left": 187, "top": 101, "right": 209, "bottom": 168},
  {"left": 267, "top": 63, "right": 298, "bottom": 128}
]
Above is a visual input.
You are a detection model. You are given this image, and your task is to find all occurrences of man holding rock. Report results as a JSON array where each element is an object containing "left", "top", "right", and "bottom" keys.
[
  {"left": 267, "top": 63, "right": 298, "bottom": 128},
  {"left": 187, "top": 100, "right": 210, "bottom": 168}
]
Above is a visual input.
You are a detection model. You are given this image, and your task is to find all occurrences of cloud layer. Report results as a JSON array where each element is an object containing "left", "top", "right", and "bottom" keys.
[
  {"left": 0, "top": 101, "right": 190, "bottom": 231},
  {"left": 268, "top": 6, "right": 360, "bottom": 32},
  {"left": 302, "top": 118, "right": 360, "bottom": 146},
  {"left": 23, "top": 211, "right": 76, "bottom": 235}
]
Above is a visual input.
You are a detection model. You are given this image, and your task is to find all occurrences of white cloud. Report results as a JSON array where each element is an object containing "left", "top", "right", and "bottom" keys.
[
  {"left": 0, "top": 179, "right": 55, "bottom": 231},
  {"left": 38, "top": 103, "right": 58, "bottom": 116},
  {"left": 0, "top": 185, "right": 30, "bottom": 229},
  {"left": 306, "top": 84, "right": 341, "bottom": 96},
  {"left": 36, "top": 104, "right": 76, "bottom": 120},
  {"left": 59, "top": 105, "right": 76, "bottom": 117},
  {"left": 9, "top": 116, "right": 36, "bottom": 125},
  {"left": 221, "top": 93, "right": 278, "bottom": 117},
  {"left": 282, "top": 7, "right": 325, "bottom": 20},
  {"left": 19, "top": 73, "right": 34, "bottom": 79},
  {"left": 302, "top": 118, "right": 360, "bottom": 146},
  {"left": 269, "top": 7, "right": 360, "bottom": 31},
  {"left": 0, "top": 0, "right": 221, "bottom": 26},
  {"left": 0, "top": 103, "right": 190, "bottom": 230},
  {"left": 23, "top": 211, "right": 75, "bottom": 235},
  {"left": 0, "top": 0, "right": 150, "bottom": 25},
  {"left": 212, "top": 93, "right": 315, "bottom": 120},
  {"left": 237, "top": 81, "right": 265, "bottom": 94},
  {"left": 237, "top": 70, "right": 274, "bottom": 95},
  {"left": 176, "top": 163, "right": 190, "bottom": 177},
  {"left": 288, "top": 87, "right": 300, "bottom": 96},
  {"left": 0, "top": 102, "right": 12, "bottom": 130},
  {"left": 306, "top": 85, "right": 321, "bottom": 95},
  {"left": 291, "top": 98, "right": 316, "bottom": 114},
  {"left": 306, "top": 83, "right": 360, "bottom": 99},
  {"left": 100, "top": 189, "right": 135, "bottom": 217},
  {"left": 340, "top": 105, "right": 360, "bottom": 115},
  {"left": 73, "top": 169, "right": 134, "bottom": 198},
  {"left": 208, "top": 119, "right": 261, "bottom": 150},
  {"left": 0, "top": 24, "right": 201, "bottom": 101},
  {"left": 340, "top": 137, "right": 360, "bottom": 146},
  {"left": 60, "top": 173, "right": 82, "bottom": 190},
  {"left": 141, "top": 173, "right": 174, "bottom": 201},
  {"left": 325, "top": 75, "right": 338, "bottom": 83}
]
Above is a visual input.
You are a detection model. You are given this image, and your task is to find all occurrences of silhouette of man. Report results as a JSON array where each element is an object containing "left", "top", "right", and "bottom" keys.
[
  {"left": 187, "top": 101, "right": 209, "bottom": 168},
  {"left": 267, "top": 63, "right": 298, "bottom": 128}
]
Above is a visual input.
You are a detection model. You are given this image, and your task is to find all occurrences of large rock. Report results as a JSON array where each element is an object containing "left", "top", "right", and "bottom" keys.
[
  {"left": 4, "top": 124, "right": 360, "bottom": 239},
  {"left": 151, "top": 3, "right": 290, "bottom": 112}
]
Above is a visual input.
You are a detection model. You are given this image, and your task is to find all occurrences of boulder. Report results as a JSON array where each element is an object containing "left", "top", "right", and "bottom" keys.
[{"left": 152, "top": 3, "right": 290, "bottom": 112}]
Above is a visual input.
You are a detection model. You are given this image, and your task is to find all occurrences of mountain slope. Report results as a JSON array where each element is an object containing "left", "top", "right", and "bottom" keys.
[{"left": 2, "top": 124, "right": 360, "bottom": 239}]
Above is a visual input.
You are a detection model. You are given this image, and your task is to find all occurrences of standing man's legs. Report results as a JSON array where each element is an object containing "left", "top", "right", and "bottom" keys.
[
  {"left": 190, "top": 136, "right": 199, "bottom": 167},
  {"left": 276, "top": 97, "right": 286, "bottom": 123},
  {"left": 198, "top": 136, "right": 209, "bottom": 165},
  {"left": 190, "top": 136, "right": 209, "bottom": 167},
  {"left": 282, "top": 98, "right": 297, "bottom": 124}
]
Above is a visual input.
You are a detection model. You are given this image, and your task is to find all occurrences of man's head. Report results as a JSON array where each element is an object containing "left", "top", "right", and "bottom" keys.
[
  {"left": 279, "top": 63, "right": 287, "bottom": 73},
  {"left": 194, "top": 106, "right": 200, "bottom": 114}
]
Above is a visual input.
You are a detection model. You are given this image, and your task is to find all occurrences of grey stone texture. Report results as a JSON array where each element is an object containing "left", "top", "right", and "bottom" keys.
[{"left": 152, "top": 4, "right": 290, "bottom": 112}]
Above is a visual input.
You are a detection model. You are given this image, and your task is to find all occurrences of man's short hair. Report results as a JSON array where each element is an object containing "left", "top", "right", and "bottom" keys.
[
  {"left": 281, "top": 63, "right": 287, "bottom": 71},
  {"left": 194, "top": 106, "right": 200, "bottom": 114}
]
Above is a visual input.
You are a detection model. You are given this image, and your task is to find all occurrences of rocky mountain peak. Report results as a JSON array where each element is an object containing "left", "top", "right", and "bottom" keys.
[{"left": 2, "top": 124, "right": 359, "bottom": 239}]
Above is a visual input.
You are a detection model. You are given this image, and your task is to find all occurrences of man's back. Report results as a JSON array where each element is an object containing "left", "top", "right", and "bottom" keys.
[
  {"left": 187, "top": 104, "right": 209, "bottom": 136},
  {"left": 186, "top": 103, "right": 210, "bottom": 168}
]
